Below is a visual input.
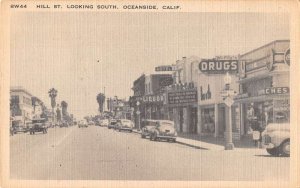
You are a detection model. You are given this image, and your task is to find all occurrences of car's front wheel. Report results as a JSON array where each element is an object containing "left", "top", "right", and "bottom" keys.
[
  {"left": 266, "top": 147, "right": 280, "bottom": 156},
  {"left": 280, "top": 140, "right": 290, "bottom": 157}
]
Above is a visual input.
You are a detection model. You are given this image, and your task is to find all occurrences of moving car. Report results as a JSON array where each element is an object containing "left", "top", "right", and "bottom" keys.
[
  {"left": 262, "top": 112, "right": 290, "bottom": 157},
  {"left": 29, "top": 118, "right": 48, "bottom": 134},
  {"left": 108, "top": 119, "right": 117, "bottom": 129},
  {"left": 78, "top": 120, "right": 88, "bottom": 128},
  {"left": 116, "top": 119, "right": 134, "bottom": 132},
  {"left": 88, "top": 121, "right": 95, "bottom": 126},
  {"left": 148, "top": 120, "right": 177, "bottom": 142}
]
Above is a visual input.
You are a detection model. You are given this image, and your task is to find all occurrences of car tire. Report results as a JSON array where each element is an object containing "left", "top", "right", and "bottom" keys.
[
  {"left": 153, "top": 133, "right": 157, "bottom": 141},
  {"left": 280, "top": 140, "right": 290, "bottom": 157},
  {"left": 141, "top": 134, "right": 146, "bottom": 138},
  {"left": 266, "top": 147, "right": 280, "bottom": 156},
  {"left": 150, "top": 134, "right": 153, "bottom": 141}
]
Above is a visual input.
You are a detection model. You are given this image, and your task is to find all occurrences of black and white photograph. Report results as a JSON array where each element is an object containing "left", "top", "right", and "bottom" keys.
[{"left": 1, "top": 1, "right": 299, "bottom": 188}]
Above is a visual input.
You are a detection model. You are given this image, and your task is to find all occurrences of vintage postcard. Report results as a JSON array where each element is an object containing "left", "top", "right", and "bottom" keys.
[{"left": 0, "top": 0, "right": 299, "bottom": 188}]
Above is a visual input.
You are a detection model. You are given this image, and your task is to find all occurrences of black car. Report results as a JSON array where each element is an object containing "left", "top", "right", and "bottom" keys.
[{"left": 29, "top": 118, "right": 48, "bottom": 134}]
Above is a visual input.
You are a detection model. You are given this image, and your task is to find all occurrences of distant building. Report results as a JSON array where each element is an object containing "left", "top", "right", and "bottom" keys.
[{"left": 10, "top": 86, "right": 34, "bottom": 126}]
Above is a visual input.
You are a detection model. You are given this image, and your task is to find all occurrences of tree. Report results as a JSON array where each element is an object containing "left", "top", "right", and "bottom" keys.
[{"left": 96, "top": 93, "right": 105, "bottom": 113}]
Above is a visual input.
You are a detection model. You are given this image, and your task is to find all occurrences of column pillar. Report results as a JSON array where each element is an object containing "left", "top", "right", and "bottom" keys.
[
  {"left": 214, "top": 103, "right": 219, "bottom": 137},
  {"left": 240, "top": 103, "right": 244, "bottom": 136},
  {"left": 197, "top": 105, "right": 202, "bottom": 135}
]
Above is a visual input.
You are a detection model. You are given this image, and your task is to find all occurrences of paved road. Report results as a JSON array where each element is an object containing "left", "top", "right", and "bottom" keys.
[{"left": 10, "top": 126, "right": 289, "bottom": 181}]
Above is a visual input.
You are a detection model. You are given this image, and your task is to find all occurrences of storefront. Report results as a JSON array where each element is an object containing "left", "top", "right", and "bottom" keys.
[
  {"left": 235, "top": 40, "right": 290, "bottom": 137},
  {"left": 165, "top": 85, "right": 198, "bottom": 133},
  {"left": 196, "top": 56, "right": 240, "bottom": 138}
]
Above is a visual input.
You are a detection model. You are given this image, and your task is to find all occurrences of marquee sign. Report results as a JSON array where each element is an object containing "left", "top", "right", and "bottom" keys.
[
  {"left": 199, "top": 59, "right": 238, "bottom": 74},
  {"left": 168, "top": 89, "right": 197, "bottom": 106}
]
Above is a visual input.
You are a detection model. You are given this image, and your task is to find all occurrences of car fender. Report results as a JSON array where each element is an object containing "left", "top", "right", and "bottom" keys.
[{"left": 269, "top": 131, "right": 290, "bottom": 147}]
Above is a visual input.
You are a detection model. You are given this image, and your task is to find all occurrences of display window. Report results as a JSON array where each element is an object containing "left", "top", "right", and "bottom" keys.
[{"left": 201, "top": 108, "right": 215, "bottom": 133}]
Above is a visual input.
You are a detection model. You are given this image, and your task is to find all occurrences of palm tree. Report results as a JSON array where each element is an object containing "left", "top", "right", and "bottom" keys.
[
  {"left": 96, "top": 93, "right": 105, "bottom": 113},
  {"left": 48, "top": 88, "right": 58, "bottom": 121}
]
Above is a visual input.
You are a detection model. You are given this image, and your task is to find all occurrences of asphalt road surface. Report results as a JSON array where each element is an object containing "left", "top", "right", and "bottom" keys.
[{"left": 10, "top": 125, "right": 289, "bottom": 181}]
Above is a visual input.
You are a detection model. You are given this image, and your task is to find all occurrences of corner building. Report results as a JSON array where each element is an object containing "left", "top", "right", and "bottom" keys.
[{"left": 235, "top": 40, "right": 290, "bottom": 137}]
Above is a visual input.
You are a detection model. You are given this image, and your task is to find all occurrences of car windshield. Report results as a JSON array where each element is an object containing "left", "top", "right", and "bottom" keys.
[{"left": 159, "top": 122, "right": 174, "bottom": 127}]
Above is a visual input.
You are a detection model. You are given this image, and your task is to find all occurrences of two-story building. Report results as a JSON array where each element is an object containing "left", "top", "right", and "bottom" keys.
[
  {"left": 10, "top": 86, "right": 34, "bottom": 126},
  {"left": 235, "top": 40, "right": 290, "bottom": 137}
]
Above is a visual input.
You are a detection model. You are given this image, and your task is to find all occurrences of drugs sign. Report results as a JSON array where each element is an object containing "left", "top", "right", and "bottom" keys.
[{"left": 199, "top": 59, "right": 238, "bottom": 74}]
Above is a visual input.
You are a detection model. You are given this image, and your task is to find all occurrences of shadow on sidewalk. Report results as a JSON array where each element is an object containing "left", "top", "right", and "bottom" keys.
[{"left": 178, "top": 133, "right": 257, "bottom": 149}]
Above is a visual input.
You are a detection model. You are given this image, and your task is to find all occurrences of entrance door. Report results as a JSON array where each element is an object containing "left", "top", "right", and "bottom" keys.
[{"left": 190, "top": 107, "right": 197, "bottom": 133}]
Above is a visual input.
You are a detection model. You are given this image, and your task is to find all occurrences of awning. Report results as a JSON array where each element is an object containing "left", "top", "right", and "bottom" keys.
[{"left": 234, "top": 94, "right": 289, "bottom": 103}]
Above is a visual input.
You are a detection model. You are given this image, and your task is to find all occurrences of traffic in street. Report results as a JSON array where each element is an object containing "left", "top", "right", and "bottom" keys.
[{"left": 10, "top": 124, "right": 289, "bottom": 181}]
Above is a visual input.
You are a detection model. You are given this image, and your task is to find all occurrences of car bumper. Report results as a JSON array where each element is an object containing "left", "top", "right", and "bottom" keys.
[
  {"left": 120, "top": 127, "right": 133, "bottom": 131},
  {"left": 157, "top": 135, "right": 176, "bottom": 139},
  {"left": 262, "top": 143, "right": 275, "bottom": 149}
]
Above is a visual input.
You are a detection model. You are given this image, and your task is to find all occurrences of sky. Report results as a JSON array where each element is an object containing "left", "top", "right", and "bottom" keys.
[{"left": 10, "top": 12, "right": 289, "bottom": 119}]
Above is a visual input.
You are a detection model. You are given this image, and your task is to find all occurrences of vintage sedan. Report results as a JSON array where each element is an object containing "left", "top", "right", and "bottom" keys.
[
  {"left": 108, "top": 119, "right": 118, "bottom": 129},
  {"left": 100, "top": 119, "right": 109, "bottom": 127},
  {"left": 141, "top": 119, "right": 157, "bottom": 138},
  {"left": 78, "top": 120, "right": 88, "bottom": 128},
  {"left": 116, "top": 119, "right": 134, "bottom": 132},
  {"left": 29, "top": 118, "right": 48, "bottom": 134},
  {"left": 262, "top": 123, "right": 290, "bottom": 157},
  {"left": 149, "top": 120, "right": 177, "bottom": 142}
]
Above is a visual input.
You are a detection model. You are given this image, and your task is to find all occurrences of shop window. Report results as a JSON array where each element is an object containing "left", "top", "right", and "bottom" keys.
[{"left": 201, "top": 108, "right": 215, "bottom": 133}]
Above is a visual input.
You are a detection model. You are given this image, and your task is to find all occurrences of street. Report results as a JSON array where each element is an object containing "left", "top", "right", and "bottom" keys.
[{"left": 10, "top": 126, "right": 289, "bottom": 181}]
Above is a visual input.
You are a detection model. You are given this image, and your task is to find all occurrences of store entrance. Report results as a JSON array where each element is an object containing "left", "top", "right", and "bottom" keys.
[{"left": 190, "top": 107, "right": 197, "bottom": 133}]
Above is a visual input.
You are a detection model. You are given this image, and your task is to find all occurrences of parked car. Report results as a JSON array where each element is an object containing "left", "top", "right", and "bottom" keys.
[
  {"left": 100, "top": 119, "right": 109, "bottom": 127},
  {"left": 88, "top": 121, "right": 95, "bottom": 126},
  {"left": 262, "top": 121, "right": 290, "bottom": 157},
  {"left": 78, "top": 120, "right": 88, "bottom": 128},
  {"left": 108, "top": 119, "right": 117, "bottom": 129},
  {"left": 13, "top": 125, "right": 28, "bottom": 134},
  {"left": 148, "top": 120, "right": 177, "bottom": 142},
  {"left": 141, "top": 119, "right": 157, "bottom": 138},
  {"left": 29, "top": 118, "right": 48, "bottom": 134},
  {"left": 116, "top": 119, "right": 134, "bottom": 132},
  {"left": 11, "top": 120, "right": 28, "bottom": 134},
  {"left": 60, "top": 121, "right": 69, "bottom": 128}
]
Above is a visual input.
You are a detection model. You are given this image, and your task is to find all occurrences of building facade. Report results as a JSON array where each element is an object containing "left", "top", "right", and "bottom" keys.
[
  {"left": 10, "top": 86, "right": 34, "bottom": 126},
  {"left": 166, "top": 56, "right": 200, "bottom": 134},
  {"left": 235, "top": 40, "right": 290, "bottom": 137}
]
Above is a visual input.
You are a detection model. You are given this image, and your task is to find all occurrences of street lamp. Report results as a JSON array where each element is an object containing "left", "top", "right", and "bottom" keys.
[{"left": 222, "top": 72, "right": 235, "bottom": 150}]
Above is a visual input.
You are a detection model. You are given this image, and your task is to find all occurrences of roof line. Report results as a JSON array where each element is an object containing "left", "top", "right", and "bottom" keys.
[{"left": 239, "top": 40, "right": 290, "bottom": 58}]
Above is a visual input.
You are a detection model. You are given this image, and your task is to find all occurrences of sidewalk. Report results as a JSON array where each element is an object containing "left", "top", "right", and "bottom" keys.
[{"left": 132, "top": 129, "right": 258, "bottom": 151}]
